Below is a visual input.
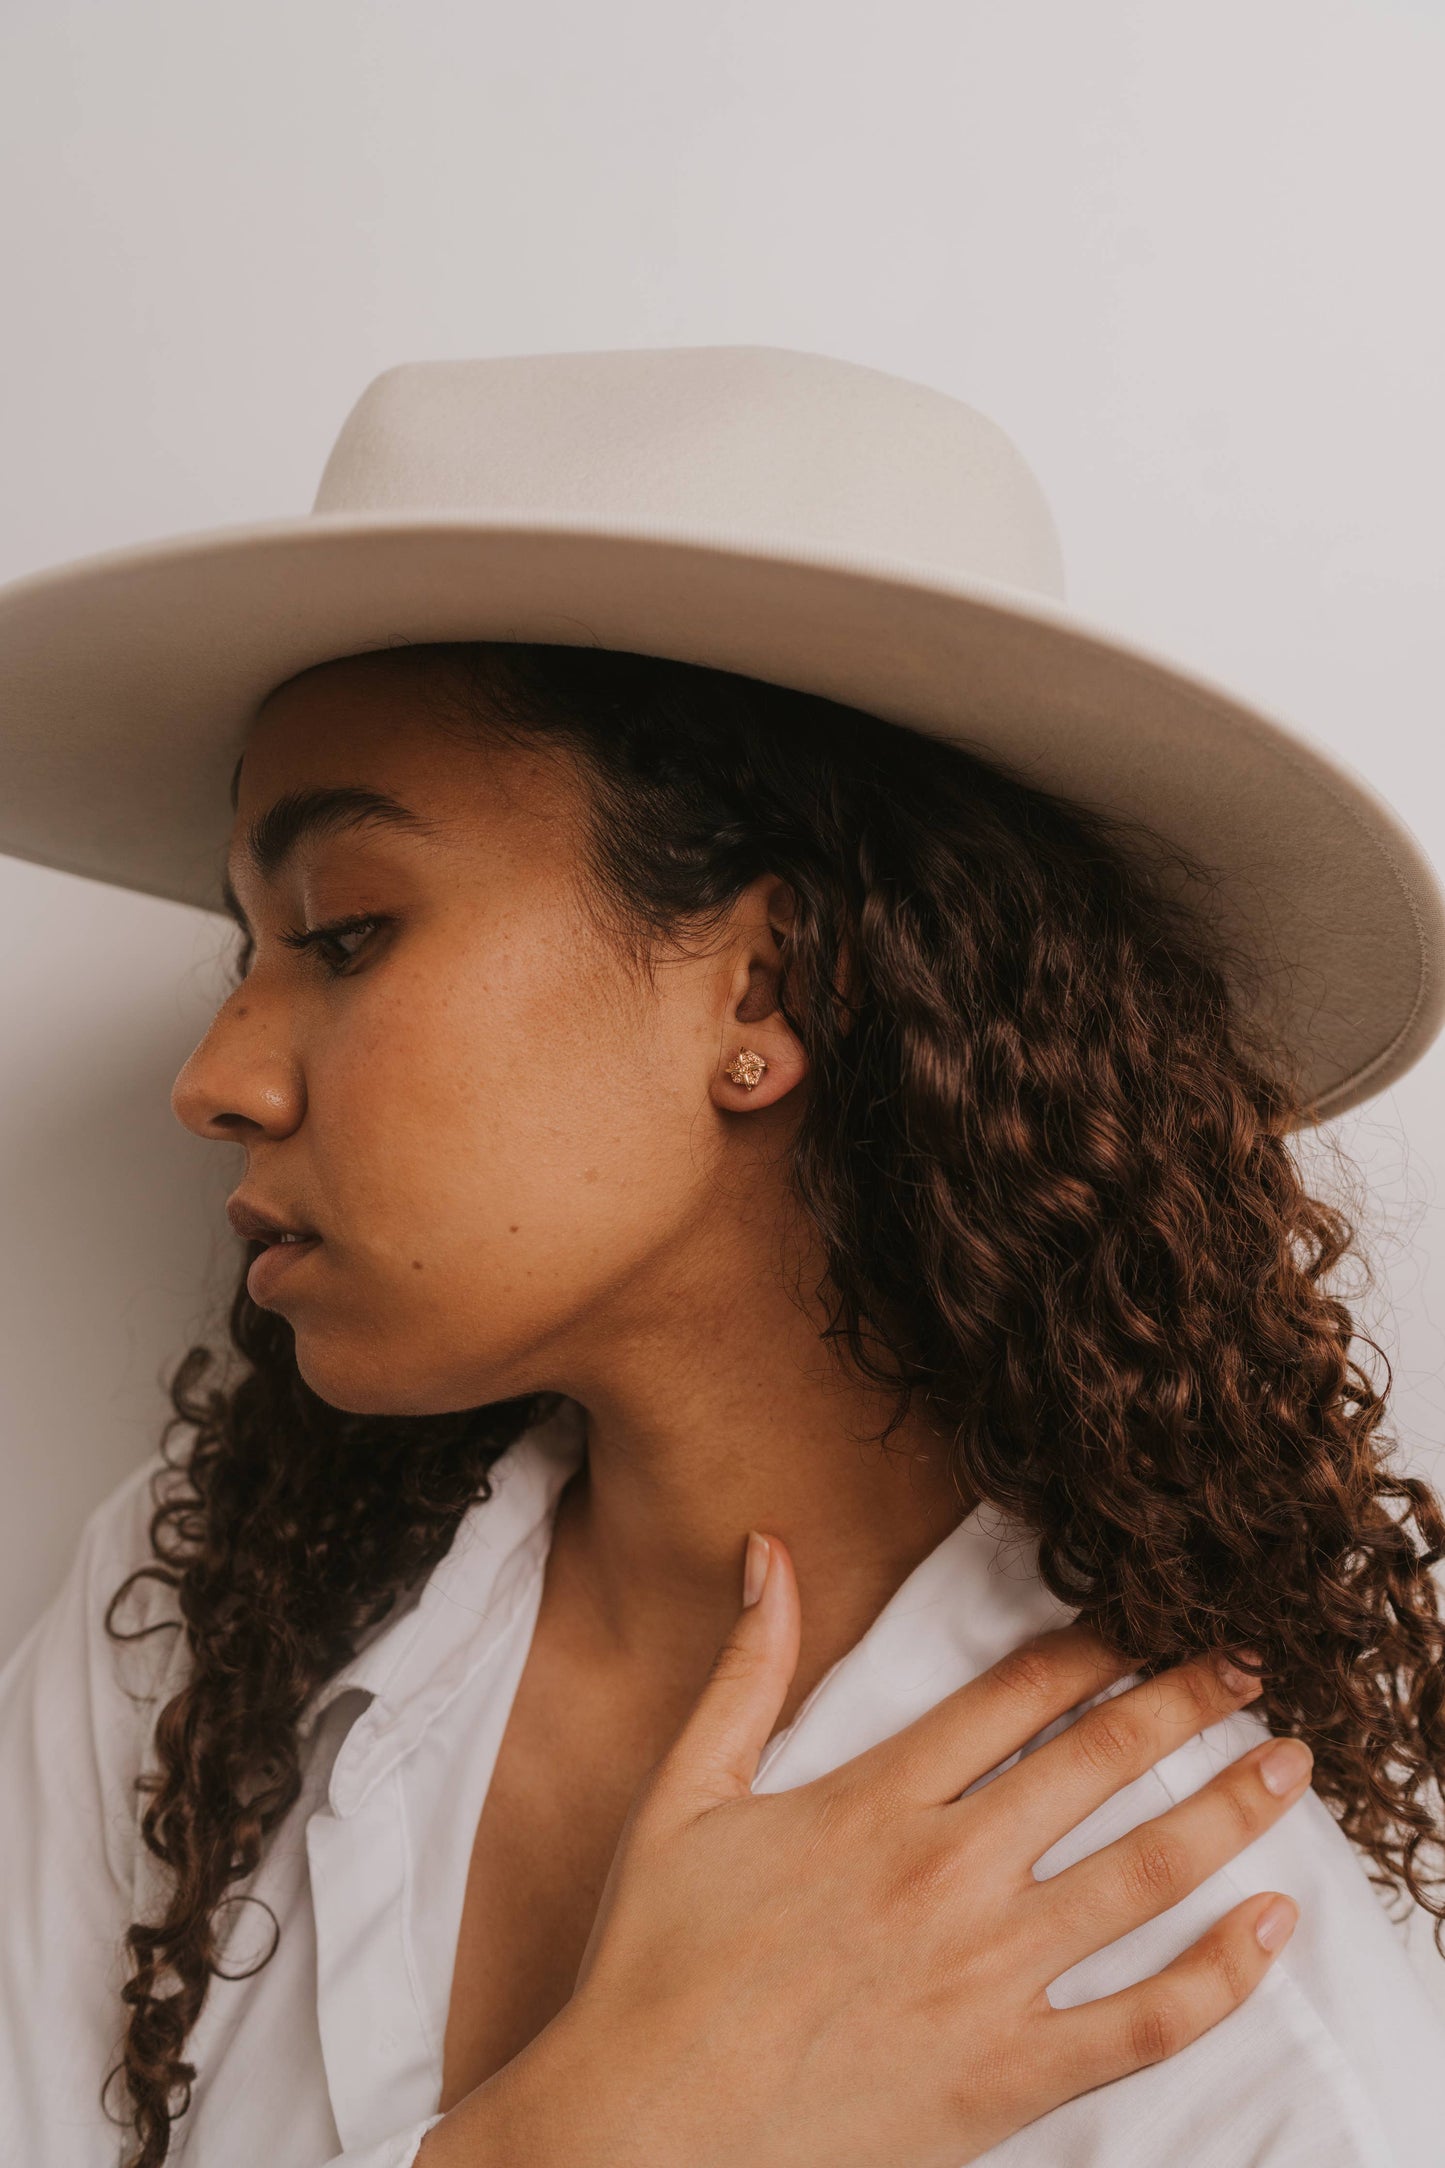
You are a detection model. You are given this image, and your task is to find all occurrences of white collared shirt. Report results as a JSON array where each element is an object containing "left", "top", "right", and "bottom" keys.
[{"left": 2, "top": 1395, "right": 1442, "bottom": 2166}]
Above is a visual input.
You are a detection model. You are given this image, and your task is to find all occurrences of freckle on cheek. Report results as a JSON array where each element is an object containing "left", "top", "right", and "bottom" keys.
[
  {"left": 508, "top": 1225, "right": 520, "bottom": 1234},
  {"left": 583, "top": 1168, "right": 599, "bottom": 1183},
  {"left": 411, "top": 1260, "right": 424, "bottom": 1271}
]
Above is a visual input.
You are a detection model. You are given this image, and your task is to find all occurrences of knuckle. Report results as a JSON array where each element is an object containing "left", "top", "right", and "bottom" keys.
[
  {"left": 882, "top": 1839, "right": 955, "bottom": 1915},
  {"left": 1205, "top": 1927, "right": 1252, "bottom": 2005},
  {"left": 988, "top": 1641, "right": 1062, "bottom": 1708},
  {"left": 1071, "top": 1707, "right": 1142, "bottom": 1779},
  {"left": 1217, "top": 1768, "right": 1268, "bottom": 1844},
  {"left": 706, "top": 1637, "right": 755, "bottom": 1688},
  {"left": 1128, "top": 1991, "right": 1189, "bottom": 2067},
  {"left": 1120, "top": 1833, "right": 1189, "bottom": 1909},
  {"left": 1175, "top": 1657, "right": 1225, "bottom": 1721},
  {"left": 944, "top": 2077, "right": 981, "bottom": 2130},
  {"left": 882, "top": 1825, "right": 981, "bottom": 1918}
]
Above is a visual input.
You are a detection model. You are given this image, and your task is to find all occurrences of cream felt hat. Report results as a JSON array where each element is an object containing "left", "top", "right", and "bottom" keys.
[{"left": 0, "top": 342, "right": 1440, "bottom": 1120}]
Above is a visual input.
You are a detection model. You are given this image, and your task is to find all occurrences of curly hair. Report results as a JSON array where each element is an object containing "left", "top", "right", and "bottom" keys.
[{"left": 100, "top": 638, "right": 1445, "bottom": 2164}]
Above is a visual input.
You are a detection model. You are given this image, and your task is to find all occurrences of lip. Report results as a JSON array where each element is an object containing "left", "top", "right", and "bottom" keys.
[
  {"left": 226, "top": 1191, "right": 320, "bottom": 1245},
  {"left": 246, "top": 1233, "right": 323, "bottom": 1305}
]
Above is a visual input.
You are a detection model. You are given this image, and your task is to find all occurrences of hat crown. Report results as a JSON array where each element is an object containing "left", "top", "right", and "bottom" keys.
[
  {"left": 311, "top": 344, "right": 1068, "bottom": 603},
  {"left": 4, "top": 342, "right": 1441, "bottom": 1120}
]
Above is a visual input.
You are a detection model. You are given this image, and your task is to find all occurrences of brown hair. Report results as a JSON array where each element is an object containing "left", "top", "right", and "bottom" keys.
[{"left": 102, "top": 640, "right": 1445, "bottom": 2163}]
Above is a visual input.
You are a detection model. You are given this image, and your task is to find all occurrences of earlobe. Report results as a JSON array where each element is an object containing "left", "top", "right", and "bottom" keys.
[{"left": 714, "top": 1034, "right": 807, "bottom": 1112}]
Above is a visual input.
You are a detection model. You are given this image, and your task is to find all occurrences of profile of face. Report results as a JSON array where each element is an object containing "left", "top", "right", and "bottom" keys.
[{"left": 170, "top": 649, "right": 809, "bottom": 1419}]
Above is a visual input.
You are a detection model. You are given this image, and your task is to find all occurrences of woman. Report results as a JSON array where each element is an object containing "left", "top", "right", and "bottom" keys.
[{"left": 1, "top": 347, "right": 1443, "bottom": 2168}]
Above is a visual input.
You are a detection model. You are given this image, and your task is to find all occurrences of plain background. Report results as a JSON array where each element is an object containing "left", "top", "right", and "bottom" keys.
[{"left": 2, "top": 0, "right": 1444, "bottom": 2011}]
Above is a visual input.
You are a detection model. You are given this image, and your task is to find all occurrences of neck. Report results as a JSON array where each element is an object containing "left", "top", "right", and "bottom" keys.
[{"left": 537, "top": 1221, "right": 976, "bottom": 1725}]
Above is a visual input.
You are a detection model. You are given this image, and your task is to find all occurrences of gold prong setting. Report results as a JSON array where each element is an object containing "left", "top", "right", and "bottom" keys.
[{"left": 725, "top": 1048, "right": 768, "bottom": 1090}]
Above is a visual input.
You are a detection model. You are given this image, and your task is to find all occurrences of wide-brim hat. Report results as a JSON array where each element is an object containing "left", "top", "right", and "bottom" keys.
[{"left": 1, "top": 342, "right": 1440, "bottom": 1121}]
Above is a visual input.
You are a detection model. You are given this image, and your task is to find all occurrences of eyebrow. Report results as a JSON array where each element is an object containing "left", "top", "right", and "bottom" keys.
[{"left": 221, "top": 774, "right": 438, "bottom": 935}]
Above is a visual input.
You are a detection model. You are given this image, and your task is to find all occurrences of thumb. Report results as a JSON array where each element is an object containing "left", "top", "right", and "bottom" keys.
[{"left": 657, "top": 1531, "right": 802, "bottom": 1815}]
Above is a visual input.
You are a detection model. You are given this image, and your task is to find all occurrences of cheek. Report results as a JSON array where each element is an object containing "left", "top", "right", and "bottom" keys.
[{"left": 299, "top": 944, "right": 711, "bottom": 1335}]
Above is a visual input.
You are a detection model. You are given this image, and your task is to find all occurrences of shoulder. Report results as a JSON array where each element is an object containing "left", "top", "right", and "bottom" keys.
[
  {"left": 1032, "top": 1701, "right": 1441, "bottom": 2165},
  {"left": 4, "top": 1443, "right": 187, "bottom": 1674},
  {"left": 51, "top": 1445, "right": 190, "bottom": 1685}
]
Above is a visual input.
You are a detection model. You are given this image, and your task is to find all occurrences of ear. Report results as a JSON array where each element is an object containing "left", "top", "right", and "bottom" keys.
[{"left": 707, "top": 876, "right": 809, "bottom": 1115}]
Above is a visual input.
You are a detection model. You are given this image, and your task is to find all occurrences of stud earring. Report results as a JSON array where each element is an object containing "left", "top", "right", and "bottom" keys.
[{"left": 726, "top": 1048, "right": 768, "bottom": 1090}]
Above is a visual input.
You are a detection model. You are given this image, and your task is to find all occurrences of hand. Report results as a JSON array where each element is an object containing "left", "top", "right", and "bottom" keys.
[{"left": 423, "top": 1533, "right": 1306, "bottom": 2168}]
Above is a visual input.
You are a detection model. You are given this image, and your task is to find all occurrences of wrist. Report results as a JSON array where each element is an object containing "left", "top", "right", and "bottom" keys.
[{"left": 422, "top": 1996, "right": 678, "bottom": 2168}]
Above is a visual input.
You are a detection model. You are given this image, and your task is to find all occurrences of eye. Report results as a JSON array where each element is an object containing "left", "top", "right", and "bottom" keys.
[{"left": 278, "top": 913, "right": 386, "bottom": 977}]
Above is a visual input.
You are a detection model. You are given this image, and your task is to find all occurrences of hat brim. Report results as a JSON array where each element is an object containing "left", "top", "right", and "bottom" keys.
[{"left": 1, "top": 507, "right": 1441, "bottom": 1122}]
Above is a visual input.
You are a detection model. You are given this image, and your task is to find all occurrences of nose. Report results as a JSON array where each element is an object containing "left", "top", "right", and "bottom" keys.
[{"left": 170, "top": 990, "right": 305, "bottom": 1143}]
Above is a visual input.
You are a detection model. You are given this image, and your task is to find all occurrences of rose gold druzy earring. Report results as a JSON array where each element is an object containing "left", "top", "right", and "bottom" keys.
[{"left": 726, "top": 1048, "right": 768, "bottom": 1090}]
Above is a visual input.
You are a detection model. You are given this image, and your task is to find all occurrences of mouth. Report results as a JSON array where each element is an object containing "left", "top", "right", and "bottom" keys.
[
  {"left": 245, "top": 1231, "right": 323, "bottom": 1305},
  {"left": 226, "top": 1193, "right": 326, "bottom": 1305},
  {"left": 226, "top": 1191, "right": 321, "bottom": 1246}
]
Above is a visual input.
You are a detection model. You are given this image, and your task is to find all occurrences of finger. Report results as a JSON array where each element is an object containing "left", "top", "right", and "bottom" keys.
[
  {"left": 647, "top": 1530, "right": 802, "bottom": 1820},
  {"left": 1042, "top": 1889, "right": 1299, "bottom": 2102},
  {"left": 1035, "top": 1733, "right": 1314, "bottom": 1974},
  {"left": 844, "top": 1622, "right": 1141, "bottom": 1806},
  {"left": 969, "top": 1649, "right": 1265, "bottom": 1860}
]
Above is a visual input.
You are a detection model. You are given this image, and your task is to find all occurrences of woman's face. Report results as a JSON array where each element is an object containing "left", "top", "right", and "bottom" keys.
[{"left": 170, "top": 649, "right": 805, "bottom": 1417}]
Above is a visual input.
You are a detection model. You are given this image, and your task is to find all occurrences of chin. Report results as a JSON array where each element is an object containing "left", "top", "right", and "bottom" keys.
[{"left": 289, "top": 1322, "right": 528, "bottom": 1421}]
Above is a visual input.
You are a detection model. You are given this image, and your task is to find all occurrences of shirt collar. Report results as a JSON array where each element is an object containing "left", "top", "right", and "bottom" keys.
[
  {"left": 299, "top": 1396, "right": 587, "bottom": 1813},
  {"left": 753, "top": 1495, "right": 1086, "bottom": 1794},
  {"left": 303, "top": 1397, "right": 1097, "bottom": 1819}
]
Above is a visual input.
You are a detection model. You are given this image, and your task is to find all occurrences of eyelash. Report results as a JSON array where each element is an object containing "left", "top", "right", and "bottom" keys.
[{"left": 278, "top": 913, "right": 385, "bottom": 977}]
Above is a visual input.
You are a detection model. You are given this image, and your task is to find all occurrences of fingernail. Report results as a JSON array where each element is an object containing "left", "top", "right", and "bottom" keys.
[
  {"left": 1255, "top": 1897, "right": 1298, "bottom": 1953},
  {"left": 1216, "top": 1648, "right": 1264, "bottom": 1698},
  {"left": 1260, "top": 1737, "right": 1313, "bottom": 1796},
  {"left": 742, "top": 1531, "right": 771, "bottom": 1608}
]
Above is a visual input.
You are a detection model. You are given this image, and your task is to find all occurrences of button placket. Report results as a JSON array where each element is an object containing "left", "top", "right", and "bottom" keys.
[{"left": 306, "top": 1767, "right": 437, "bottom": 2152}]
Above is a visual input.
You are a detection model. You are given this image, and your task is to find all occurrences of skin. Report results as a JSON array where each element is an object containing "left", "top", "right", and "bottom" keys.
[
  {"left": 171, "top": 645, "right": 974, "bottom": 1726},
  {"left": 169, "top": 646, "right": 1307, "bottom": 2164}
]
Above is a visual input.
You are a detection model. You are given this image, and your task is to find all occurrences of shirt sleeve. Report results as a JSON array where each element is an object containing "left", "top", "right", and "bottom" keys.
[{"left": 0, "top": 1450, "right": 185, "bottom": 2163}]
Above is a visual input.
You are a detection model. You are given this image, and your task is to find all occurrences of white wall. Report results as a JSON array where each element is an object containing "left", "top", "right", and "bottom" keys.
[{"left": 2, "top": 0, "right": 1443, "bottom": 1994}]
